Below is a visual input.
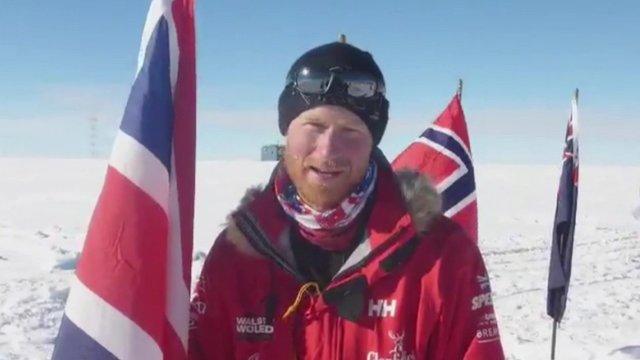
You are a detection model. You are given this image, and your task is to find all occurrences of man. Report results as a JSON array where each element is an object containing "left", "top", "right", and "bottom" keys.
[{"left": 189, "top": 41, "right": 505, "bottom": 359}]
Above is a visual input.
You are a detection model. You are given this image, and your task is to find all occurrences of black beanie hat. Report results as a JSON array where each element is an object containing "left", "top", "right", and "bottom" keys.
[{"left": 278, "top": 42, "right": 389, "bottom": 145}]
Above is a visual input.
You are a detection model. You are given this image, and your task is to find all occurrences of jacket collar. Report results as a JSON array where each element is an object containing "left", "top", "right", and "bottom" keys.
[{"left": 226, "top": 149, "right": 442, "bottom": 281}]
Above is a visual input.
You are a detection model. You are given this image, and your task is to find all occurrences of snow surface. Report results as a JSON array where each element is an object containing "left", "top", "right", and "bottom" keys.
[{"left": 0, "top": 158, "right": 639, "bottom": 359}]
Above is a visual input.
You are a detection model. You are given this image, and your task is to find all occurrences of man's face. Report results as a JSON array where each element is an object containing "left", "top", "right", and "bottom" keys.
[{"left": 284, "top": 105, "right": 373, "bottom": 211}]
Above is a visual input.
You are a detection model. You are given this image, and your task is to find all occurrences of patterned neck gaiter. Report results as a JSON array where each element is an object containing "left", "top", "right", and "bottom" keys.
[{"left": 275, "top": 161, "right": 377, "bottom": 251}]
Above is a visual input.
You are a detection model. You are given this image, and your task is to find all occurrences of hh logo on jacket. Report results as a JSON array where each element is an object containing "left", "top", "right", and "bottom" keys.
[{"left": 368, "top": 299, "right": 397, "bottom": 318}]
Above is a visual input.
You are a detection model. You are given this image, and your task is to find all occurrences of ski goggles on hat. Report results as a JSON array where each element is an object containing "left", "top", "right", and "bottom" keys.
[{"left": 286, "top": 67, "right": 386, "bottom": 99}]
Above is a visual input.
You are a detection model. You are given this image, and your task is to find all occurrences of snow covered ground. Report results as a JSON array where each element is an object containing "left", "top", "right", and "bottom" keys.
[{"left": 0, "top": 158, "right": 638, "bottom": 359}]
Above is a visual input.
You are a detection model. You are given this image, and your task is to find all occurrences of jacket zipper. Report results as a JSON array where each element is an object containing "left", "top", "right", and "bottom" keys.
[{"left": 330, "top": 226, "right": 409, "bottom": 284}]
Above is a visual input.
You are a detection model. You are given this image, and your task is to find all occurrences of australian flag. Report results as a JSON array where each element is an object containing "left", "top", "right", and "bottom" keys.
[
  {"left": 547, "top": 92, "right": 580, "bottom": 323},
  {"left": 52, "top": 0, "right": 196, "bottom": 359},
  {"left": 392, "top": 93, "right": 478, "bottom": 243}
]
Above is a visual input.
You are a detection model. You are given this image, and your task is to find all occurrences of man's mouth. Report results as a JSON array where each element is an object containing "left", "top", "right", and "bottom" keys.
[{"left": 308, "top": 166, "right": 343, "bottom": 179}]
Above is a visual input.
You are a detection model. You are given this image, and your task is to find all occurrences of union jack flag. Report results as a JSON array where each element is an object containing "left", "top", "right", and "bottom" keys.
[
  {"left": 392, "top": 93, "right": 478, "bottom": 242},
  {"left": 547, "top": 92, "right": 579, "bottom": 323},
  {"left": 52, "top": 0, "right": 196, "bottom": 359}
]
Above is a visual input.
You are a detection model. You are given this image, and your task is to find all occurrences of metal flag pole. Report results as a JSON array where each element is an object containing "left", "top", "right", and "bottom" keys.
[
  {"left": 457, "top": 79, "right": 463, "bottom": 99},
  {"left": 551, "top": 319, "right": 558, "bottom": 360}
]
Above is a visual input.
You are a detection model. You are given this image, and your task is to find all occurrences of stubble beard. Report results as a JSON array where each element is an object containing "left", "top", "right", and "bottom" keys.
[{"left": 283, "top": 152, "right": 366, "bottom": 211}]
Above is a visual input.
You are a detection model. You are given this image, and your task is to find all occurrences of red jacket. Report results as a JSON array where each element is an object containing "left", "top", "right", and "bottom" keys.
[{"left": 189, "top": 155, "right": 505, "bottom": 359}]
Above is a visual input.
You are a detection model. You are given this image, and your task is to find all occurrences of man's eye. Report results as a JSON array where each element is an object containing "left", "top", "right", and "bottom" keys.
[
  {"left": 343, "top": 127, "right": 365, "bottom": 135},
  {"left": 306, "top": 122, "right": 325, "bottom": 129}
]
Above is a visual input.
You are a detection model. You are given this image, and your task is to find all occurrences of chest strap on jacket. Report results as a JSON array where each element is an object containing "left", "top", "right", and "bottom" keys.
[{"left": 282, "top": 282, "right": 320, "bottom": 320}]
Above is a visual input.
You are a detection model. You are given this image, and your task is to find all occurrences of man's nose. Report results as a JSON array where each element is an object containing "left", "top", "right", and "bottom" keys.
[{"left": 315, "top": 128, "right": 344, "bottom": 158}]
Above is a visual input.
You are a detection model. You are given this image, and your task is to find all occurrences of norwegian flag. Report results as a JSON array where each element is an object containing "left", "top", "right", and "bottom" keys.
[
  {"left": 52, "top": 1, "right": 196, "bottom": 359},
  {"left": 392, "top": 93, "right": 478, "bottom": 242},
  {"left": 547, "top": 92, "right": 580, "bottom": 323}
]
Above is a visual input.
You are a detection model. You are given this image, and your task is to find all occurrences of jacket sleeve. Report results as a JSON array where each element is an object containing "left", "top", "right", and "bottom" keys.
[
  {"left": 188, "top": 231, "right": 235, "bottom": 360},
  {"left": 427, "top": 234, "right": 506, "bottom": 360}
]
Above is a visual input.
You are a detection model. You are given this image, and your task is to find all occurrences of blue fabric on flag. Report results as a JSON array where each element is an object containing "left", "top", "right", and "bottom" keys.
[
  {"left": 547, "top": 120, "right": 578, "bottom": 322},
  {"left": 423, "top": 128, "right": 476, "bottom": 212},
  {"left": 52, "top": 315, "right": 118, "bottom": 360},
  {"left": 120, "top": 17, "right": 174, "bottom": 171}
]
